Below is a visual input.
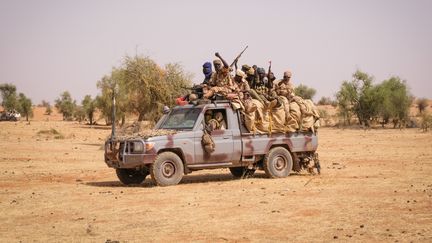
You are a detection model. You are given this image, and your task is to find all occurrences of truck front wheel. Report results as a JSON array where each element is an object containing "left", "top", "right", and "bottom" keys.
[
  {"left": 151, "top": 152, "right": 184, "bottom": 186},
  {"left": 263, "top": 147, "right": 293, "bottom": 178},
  {"left": 116, "top": 168, "right": 148, "bottom": 185}
]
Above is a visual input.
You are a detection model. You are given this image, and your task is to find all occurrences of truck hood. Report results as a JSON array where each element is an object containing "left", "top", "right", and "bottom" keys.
[{"left": 112, "top": 129, "right": 178, "bottom": 141}]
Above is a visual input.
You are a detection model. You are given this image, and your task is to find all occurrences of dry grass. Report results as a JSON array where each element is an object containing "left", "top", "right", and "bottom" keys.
[{"left": 36, "top": 128, "right": 65, "bottom": 139}]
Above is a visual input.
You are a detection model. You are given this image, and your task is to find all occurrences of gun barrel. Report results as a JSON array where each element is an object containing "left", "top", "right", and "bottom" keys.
[{"left": 230, "top": 45, "right": 248, "bottom": 67}]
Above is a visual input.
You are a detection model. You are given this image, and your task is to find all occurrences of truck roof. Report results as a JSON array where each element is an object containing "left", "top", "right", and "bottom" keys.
[{"left": 172, "top": 100, "right": 232, "bottom": 110}]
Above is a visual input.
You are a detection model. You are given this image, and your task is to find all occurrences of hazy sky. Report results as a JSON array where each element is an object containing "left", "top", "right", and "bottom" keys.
[{"left": 1, "top": 0, "right": 431, "bottom": 104}]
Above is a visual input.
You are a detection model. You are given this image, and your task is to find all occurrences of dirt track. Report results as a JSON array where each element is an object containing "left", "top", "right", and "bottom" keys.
[{"left": 0, "top": 121, "right": 431, "bottom": 242}]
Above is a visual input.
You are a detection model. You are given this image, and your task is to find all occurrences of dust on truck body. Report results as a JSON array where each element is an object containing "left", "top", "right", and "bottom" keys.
[{"left": 104, "top": 101, "right": 319, "bottom": 186}]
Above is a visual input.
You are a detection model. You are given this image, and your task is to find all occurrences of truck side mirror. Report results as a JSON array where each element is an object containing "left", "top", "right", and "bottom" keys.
[{"left": 163, "top": 106, "right": 170, "bottom": 114}]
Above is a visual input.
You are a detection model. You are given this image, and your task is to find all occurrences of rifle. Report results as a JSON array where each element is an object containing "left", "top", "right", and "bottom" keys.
[
  {"left": 214, "top": 46, "right": 249, "bottom": 70},
  {"left": 181, "top": 84, "right": 204, "bottom": 98},
  {"left": 267, "top": 60, "right": 273, "bottom": 89},
  {"left": 267, "top": 60, "right": 272, "bottom": 79},
  {"left": 230, "top": 46, "right": 248, "bottom": 68}
]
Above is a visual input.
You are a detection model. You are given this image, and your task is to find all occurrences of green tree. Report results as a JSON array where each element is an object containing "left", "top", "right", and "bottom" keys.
[
  {"left": 95, "top": 55, "right": 193, "bottom": 125},
  {"left": 82, "top": 95, "right": 96, "bottom": 125},
  {"left": 41, "top": 100, "right": 52, "bottom": 115},
  {"left": 74, "top": 106, "right": 86, "bottom": 123},
  {"left": 0, "top": 83, "right": 18, "bottom": 111},
  {"left": 55, "top": 91, "right": 76, "bottom": 121},
  {"left": 294, "top": 84, "right": 316, "bottom": 100},
  {"left": 17, "top": 93, "right": 33, "bottom": 121},
  {"left": 336, "top": 70, "right": 379, "bottom": 127},
  {"left": 335, "top": 81, "right": 356, "bottom": 125},
  {"left": 417, "top": 98, "right": 428, "bottom": 114},
  {"left": 96, "top": 68, "right": 128, "bottom": 125},
  {"left": 376, "top": 77, "right": 412, "bottom": 128},
  {"left": 123, "top": 55, "right": 191, "bottom": 122}
]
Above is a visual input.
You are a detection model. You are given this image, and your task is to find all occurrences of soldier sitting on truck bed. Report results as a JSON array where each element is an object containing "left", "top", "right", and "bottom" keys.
[
  {"left": 203, "top": 58, "right": 235, "bottom": 99},
  {"left": 248, "top": 67, "right": 277, "bottom": 110},
  {"left": 275, "top": 70, "right": 295, "bottom": 98}
]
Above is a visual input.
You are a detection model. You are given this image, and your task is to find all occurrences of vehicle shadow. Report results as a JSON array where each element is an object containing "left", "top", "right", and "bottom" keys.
[{"left": 85, "top": 171, "right": 269, "bottom": 188}]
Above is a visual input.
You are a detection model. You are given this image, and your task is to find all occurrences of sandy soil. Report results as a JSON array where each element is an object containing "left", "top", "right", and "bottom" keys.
[{"left": 0, "top": 121, "right": 431, "bottom": 242}]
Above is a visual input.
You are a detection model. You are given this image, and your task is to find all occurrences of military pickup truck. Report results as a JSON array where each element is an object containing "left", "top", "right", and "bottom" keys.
[{"left": 104, "top": 100, "right": 319, "bottom": 186}]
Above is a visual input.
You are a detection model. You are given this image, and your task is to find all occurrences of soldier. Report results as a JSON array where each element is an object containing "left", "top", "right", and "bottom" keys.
[
  {"left": 202, "top": 62, "right": 214, "bottom": 85},
  {"left": 206, "top": 111, "right": 226, "bottom": 130},
  {"left": 203, "top": 57, "right": 235, "bottom": 99},
  {"left": 248, "top": 67, "right": 277, "bottom": 110},
  {"left": 245, "top": 67, "right": 256, "bottom": 88},
  {"left": 254, "top": 67, "right": 268, "bottom": 89},
  {"left": 275, "top": 70, "right": 295, "bottom": 99},
  {"left": 204, "top": 110, "right": 213, "bottom": 124},
  {"left": 241, "top": 64, "right": 250, "bottom": 73},
  {"left": 266, "top": 61, "right": 276, "bottom": 91},
  {"left": 233, "top": 69, "right": 250, "bottom": 96},
  {"left": 214, "top": 111, "right": 227, "bottom": 130}
]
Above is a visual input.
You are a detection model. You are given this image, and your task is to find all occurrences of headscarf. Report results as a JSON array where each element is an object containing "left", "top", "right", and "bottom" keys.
[
  {"left": 257, "top": 67, "right": 265, "bottom": 75},
  {"left": 202, "top": 62, "right": 213, "bottom": 79}
]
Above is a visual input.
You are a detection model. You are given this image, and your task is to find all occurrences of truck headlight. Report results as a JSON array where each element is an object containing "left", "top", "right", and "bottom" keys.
[{"left": 132, "top": 141, "right": 144, "bottom": 153}]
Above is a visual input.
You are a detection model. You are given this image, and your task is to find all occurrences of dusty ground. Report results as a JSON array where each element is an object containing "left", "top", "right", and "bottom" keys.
[{"left": 0, "top": 121, "right": 431, "bottom": 242}]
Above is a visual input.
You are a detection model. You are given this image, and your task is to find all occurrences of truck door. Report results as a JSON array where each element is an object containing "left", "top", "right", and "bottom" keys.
[{"left": 194, "top": 108, "right": 234, "bottom": 164}]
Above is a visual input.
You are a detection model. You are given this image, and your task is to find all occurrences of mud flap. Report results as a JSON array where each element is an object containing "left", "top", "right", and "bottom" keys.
[{"left": 292, "top": 153, "right": 301, "bottom": 172}]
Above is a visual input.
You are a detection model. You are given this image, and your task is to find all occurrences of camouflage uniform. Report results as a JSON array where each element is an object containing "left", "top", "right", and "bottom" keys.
[
  {"left": 249, "top": 68, "right": 277, "bottom": 109},
  {"left": 241, "top": 64, "right": 256, "bottom": 88},
  {"left": 204, "top": 59, "right": 234, "bottom": 99},
  {"left": 233, "top": 69, "right": 255, "bottom": 113},
  {"left": 233, "top": 69, "right": 250, "bottom": 99},
  {"left": 275, "top": 70, "right": 295, "bottom": 99}
]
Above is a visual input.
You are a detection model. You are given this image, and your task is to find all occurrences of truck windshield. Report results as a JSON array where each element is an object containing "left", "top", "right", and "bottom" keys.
[{"left": 159, "top": 108, "right": 201, "bottom": 130}]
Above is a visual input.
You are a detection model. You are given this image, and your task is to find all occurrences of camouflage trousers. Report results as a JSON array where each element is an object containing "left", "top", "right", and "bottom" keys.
[{"left": 203, "top": 86, "right": 232, "bottom": 99}]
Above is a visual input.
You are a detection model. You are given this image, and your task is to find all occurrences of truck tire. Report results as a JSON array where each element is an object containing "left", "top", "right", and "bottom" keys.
[
  {"left": 151, "top": 152, "right": 184, "bottom": 186},
  {"left": 263, "top": 147, "right": 293, "bottom": 178},
  {"left": 229, "top": 167, "right": 255, "bottom": 178},
  {"left": 116, "top": 168, "right": 148, "bottom": 185}
]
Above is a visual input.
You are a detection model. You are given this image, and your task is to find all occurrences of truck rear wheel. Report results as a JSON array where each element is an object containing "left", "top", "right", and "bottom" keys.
[
  {"left": 151, "top": 152, "right": 184, "bottom": 186},
  {"left": 229, "top": 167, "right": 255, "bottom": 178},
  {"left": 263, "top": 147, "right": 293, "bottom": 178},
  {"left": 116, "top": 168, "right": 148, "bottom": 185}
]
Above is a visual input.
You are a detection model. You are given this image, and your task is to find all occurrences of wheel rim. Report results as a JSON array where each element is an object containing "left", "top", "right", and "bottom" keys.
[
  {"left": 273, "top": 156, "right": 287, "bottom": 171},
  {"left": 162, "top": 161, "right": 176, "bottom": 178}
]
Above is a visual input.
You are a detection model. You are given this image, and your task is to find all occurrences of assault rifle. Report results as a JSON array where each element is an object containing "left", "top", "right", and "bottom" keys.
[
  {"left": 267, "top": 60, "right": 274, "bottom": 90},
  {"left": 181, "top": 84, "right": 205, "bottom": 99},
  {"left": 230, "top": 45, "right": 248, "bottom": 69},
  {"left": 214, "top": 46, "right": 248, "bottom": 71}
]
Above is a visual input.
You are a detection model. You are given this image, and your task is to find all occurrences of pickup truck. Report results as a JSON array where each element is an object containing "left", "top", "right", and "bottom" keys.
[{"left": 104, "top": 100, "right": 319, "bottom": 186}]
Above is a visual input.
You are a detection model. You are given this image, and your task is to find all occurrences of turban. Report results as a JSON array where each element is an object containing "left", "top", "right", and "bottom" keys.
[
  {"left": 213, "top": 59, "right": 222, "bottom": 65},
  {"left": 284, "top": 70, "right": 292, "bottom": 78},
  {"left": 257, "top": 67, "right": 265, "bottom": 74},
  {"left": 235, "top": 69, "right": 246, "bottom": 78},
  {"left": 202, "top": 62, "right": 212, "bottom": 68}
]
